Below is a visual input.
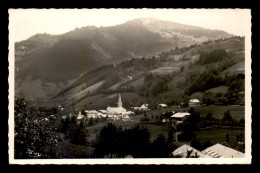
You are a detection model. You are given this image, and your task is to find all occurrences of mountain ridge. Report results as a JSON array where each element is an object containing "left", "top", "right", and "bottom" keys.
[
  {"left": 15, "top": 18, "right": 234, "bottom": 101},
  {"left": 50, "top": 36, "right": 245, "bottom": 110}
]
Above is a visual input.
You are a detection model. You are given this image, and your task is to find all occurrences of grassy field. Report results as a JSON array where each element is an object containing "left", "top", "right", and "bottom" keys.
[
  {"left": 193, "top": 105, "right": 245, "bottom": 121},
  {"left": 206, "top": 85, "right": 228, "bottom": 94},
  {"left": 144, "top": 105, "right": 245, "bottom": 121},
  {"left": 194, "top": 127, "right": 244, "bottom": 149},
  {"left": 143, "top": 124, "right": 171, "bottom": 141},
  {"left": 85, "top": 105, "right": 245, "bottom": 146},
  {"left": 86, "top": 120, "right": 171, "bottom": 143},
  {"left": 86, "top": 119, "right": 140, "bottom": 142}
]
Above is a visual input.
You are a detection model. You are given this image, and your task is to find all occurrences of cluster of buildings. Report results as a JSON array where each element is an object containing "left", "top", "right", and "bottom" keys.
[
  {"left": 77, "top": 94, "right": 135, "bottom": 121},
  {"left": 172, "top": 143, "right": 245, "bottom": 158},
  {"left": 76, "top": 97, "right": 201, "bottom": 121},
  {"left": 131, "top": 104, "right": 149, "bottom": 111}
]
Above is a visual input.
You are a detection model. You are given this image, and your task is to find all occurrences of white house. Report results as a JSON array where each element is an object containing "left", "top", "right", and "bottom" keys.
[
  {"left": 171, "top": 112, "right": 190, "bottom": 123},
  {"left": 77, "top": 114, "right": 85, "bottom": 120},
  {"left": 189, "top": 99, "right": 200, "bottom": 107},
  {"left": 158, "top": 103, "right": 167, "bottom": 109},
  {"left": 85, "top": 110, "right": 99, "bottom": 118},
  {"left": 172, "top": 143, "right": 245, "bottom": 158},
  {"left": 201, "top": 143, "right": 245, "bottom": 158},
  {"left": 132, "top": 104, "right": 149, "bottom": 111},
  {"left": 172, "top": 144, "right": 211, "bottom": 158},
  {"left": 58, "top": 105, "right": 64, "bottom": 111},
  {"left": 139, "top": 104, "right": 149, "bottom": 110}
]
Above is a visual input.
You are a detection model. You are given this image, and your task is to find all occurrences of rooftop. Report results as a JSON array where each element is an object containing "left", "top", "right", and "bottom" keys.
[
  {"left": 172, "top": 144, "right": 212, "bottom": 158},
  {"left": 171, "top": 112, "right": 190, "bottom": 118},
  {"left": 189, "top": 99, "right": 200, "bottom": 103},
  {"left": 202, "top": 143, "right": 245, "bottom": 158},
  {"left": 158, "top": 104, "right": 167, "bottom": 107}
]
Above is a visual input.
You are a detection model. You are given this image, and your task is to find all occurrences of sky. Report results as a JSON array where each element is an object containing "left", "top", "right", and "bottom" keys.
[{"left": 9, "top": 9, "right": 251, "bottom": 42}]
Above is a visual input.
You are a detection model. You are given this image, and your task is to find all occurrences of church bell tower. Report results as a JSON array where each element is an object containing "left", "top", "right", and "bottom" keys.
[{"left": 118, "top": 93, "right": 122, "bottom": 108}]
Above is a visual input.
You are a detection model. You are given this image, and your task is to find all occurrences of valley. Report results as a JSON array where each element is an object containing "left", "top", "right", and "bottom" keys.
[{"left": 13, "top": 17, "right": 247, "bottom": 159}]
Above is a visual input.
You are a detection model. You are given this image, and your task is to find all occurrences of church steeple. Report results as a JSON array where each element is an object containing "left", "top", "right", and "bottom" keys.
[{"left": 118, "top": 93, "right": 122, "bottom": 107}]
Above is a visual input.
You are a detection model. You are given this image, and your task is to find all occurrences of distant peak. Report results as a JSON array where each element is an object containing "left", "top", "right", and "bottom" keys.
[{"left": 128, "top": 17, "right": 161, "bottom": 24}]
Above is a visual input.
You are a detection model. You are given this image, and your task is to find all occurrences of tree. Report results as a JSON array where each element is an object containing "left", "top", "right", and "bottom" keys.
[
  {"left": 88, "top": 117, "right": 94, "bottom": 126},
  {"left": 239, "top": 117, "right": 245, "bottom": 127},
  {"left": 15, "top": 97, "right": 29, "bottom": 158},
  {"left": 129, "top": 125, "right": 151, "bottom": 158},
  {"left": 178, "top": 130, "right": 197, "bottom": 142},
  {"left": 167, "top": 130, "right": 174, "bottom": 144},
  {"left": 61, "top": 117, "right": 70, "bottom": 133},
  {"left": 67, "top": 121, "right": 89, "bottom": 146},
  {"left": 185, "top": 149, "right": 199, "bottom": 158},
  {"left": 225, "top": 79, "right": 243, "bottom": 105},
  {"left": 93, "top": 123, "right": 151, "bottom": 158},
  {"left": 150, "top": 134, "right": 170, "bottom": 158},
  {"left": 222, "top": 110, "right": 233, "bottom": 125},
  {"left": 26, "top": 118, "right": 60, "bottom": 158},
  {"left": 189, "top": 107, "right": 195, "bottom": 114},
  {"left": 81, "top": 109, "right": 86, "bottom": 116},
  {"left": 180, "top": 66, "right": 185, "bottom": 72},
  {"left": 225, "top": 132, "right": 230, "bottom": 143},
  {"left": 93, "top": 123, "right": 119, "bottom": 157},
  {"left": 14, "top": 97, "right": 61, "bottom": 158},
  {"left": 206, "top": 112, "right": 214, "bottom": 123}
]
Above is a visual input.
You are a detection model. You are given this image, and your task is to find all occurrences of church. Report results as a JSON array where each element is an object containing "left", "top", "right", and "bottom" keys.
[{"left": 106, "top": 93, "right": 134, "bottom": 119}]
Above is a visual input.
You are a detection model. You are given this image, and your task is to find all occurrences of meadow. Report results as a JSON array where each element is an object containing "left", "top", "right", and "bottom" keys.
[
  {"left": 86, "top": 105, "right": 245, "bottom": 148},
  {"left": 194, "top": 127, "right": 245, "bottom": 149},
  {"left": 193, "top": 105, "right": 245, "bottom": 121}
]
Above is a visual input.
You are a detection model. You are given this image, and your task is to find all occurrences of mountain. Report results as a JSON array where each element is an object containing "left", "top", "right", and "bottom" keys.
[
  {"left": 50, "top": 36, "right": 245, "bottom": 110},
  {"left": 15, "top": 18, "right": 234, "bottom": 101}
]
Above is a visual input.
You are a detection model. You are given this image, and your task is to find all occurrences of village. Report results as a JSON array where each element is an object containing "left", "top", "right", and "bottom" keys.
[
  {"left": 75, "top": 94, "right": 199, "bottom": 121},
  {"left": 53, "top": 93, "right": 245, "bottom": 158}
]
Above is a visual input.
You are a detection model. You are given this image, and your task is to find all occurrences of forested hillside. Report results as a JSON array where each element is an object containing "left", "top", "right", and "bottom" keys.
[
  {"left": 49, "top": 36, "right": 245, "bottom": 111},
  {"left": 15, "top": 18, "right": 233, "bottom": 101}
]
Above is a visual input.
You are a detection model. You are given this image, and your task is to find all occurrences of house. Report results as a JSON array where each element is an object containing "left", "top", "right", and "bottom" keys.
[
  {"left": 172, "top": 144, "right": 211, "bottom": 158},
  {"left": 99, "top": 110, "right": 107, "bottom": 114},
  {"left": 172, "top": 143, "right": 245, "bottom": 158},
  {"left": 58, "top": 105, "right": 64, "bottom": 111},
  {"left": 131, "top": 104, "right": 149, "bottom": 111},
  {"left": 171, "top": 112, "right": 190, "bottom": 123},
  {"left": 139, "top": 104, "right": 149, "bottom": 111},
  {"left": 157, "top": 103, "right": 167, "bottom": 109},
  {"left": 77, "top": 114, "right": 85, "bottom": 120},
  {"left": 189, "top": 99, "right": 200, "bottom": 107},
  {"left": 85, "top": 110, "right": 99, "bottom": 118},
  {"left": 201, "top": 143, "right": 245, "bottom": 158},
  {"left": 127, "top": 76, "right": 133, "bottom": 80}
]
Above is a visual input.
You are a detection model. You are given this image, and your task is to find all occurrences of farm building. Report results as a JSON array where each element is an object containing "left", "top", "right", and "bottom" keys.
[
  {"left": 172, "top": 144, "right": 211, "bottom": 158},
  {"left": 172, "top": 143, "right": 245, "bottom": 158},
  {"left": 58, "top": 105, "right": 64, "bottom": 111},
  {"left": 157, "top": 103, "right": 167, "bottom": 109},
  {"left": 132, "top": 104, "right": 149, "bottom": 111},
  {"left": 201, "top": 143, "right": 245, "bottom": 158},
  {"left": 189, "top": 99, "right": 200, "bottom": 107},
  {"left": 171, "top": 112, "right": 190, "bottom": 122}
]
